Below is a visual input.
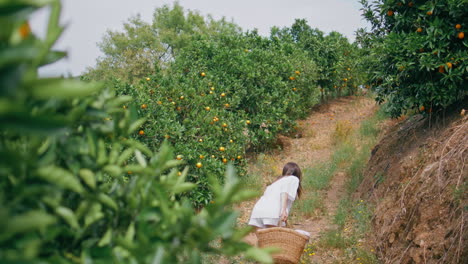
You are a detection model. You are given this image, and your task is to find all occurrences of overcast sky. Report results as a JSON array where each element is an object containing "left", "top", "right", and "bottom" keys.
[{"left": 31, "top": 0, "right": 370, "bottom": 76}]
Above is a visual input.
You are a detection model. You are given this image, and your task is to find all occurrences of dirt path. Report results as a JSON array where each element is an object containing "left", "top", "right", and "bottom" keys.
[{"left": 240, "top": 96, "right": 377, "bottom": 258}]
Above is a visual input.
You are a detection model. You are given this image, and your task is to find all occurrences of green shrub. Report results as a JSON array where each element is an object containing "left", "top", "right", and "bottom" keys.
[{"left": 0, "top": 1, "right": 271, "bottom": 263}]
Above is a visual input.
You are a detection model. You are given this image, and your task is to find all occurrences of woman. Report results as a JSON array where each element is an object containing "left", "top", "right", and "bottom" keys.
[{"left": 248, "top": 162, "right": 302, "bottom": 229}]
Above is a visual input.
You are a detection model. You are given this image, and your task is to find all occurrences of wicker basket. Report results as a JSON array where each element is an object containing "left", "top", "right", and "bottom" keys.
[{"left": 256, "top": 227, "right": 309, "bottom": 264}]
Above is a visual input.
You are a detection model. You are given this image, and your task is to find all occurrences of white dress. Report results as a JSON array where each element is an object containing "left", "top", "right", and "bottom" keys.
[{"left": 248, "top": 175, "right": 299, "bottom": 228}]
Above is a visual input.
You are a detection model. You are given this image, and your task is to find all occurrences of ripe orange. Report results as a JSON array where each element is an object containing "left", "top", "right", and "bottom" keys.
[
  {"left": 200, "top": 72, "right": 206, "bottom": 77},
  {"left": 426, "top": 11, "right": 432, "bottom": 16},
  {"left": 295, "top": 70, "right": 300, "bottom": 75},
  {"left": 224, "top": 103, "right": 230, "bottom": 108},
  {"left": 343, "top": 78, "right": 348, "bottom": 82},
  {"left": 246, "top": 120, "right": 251, "bottom": 125},
  {"left": 138, "top": 130, "right": 145, "bottom": 135},
  {"left": 221, "top": 93, "right": 226, "bottom": 97},
  {"left": 222, "top": 123, "right": 228, "bottom": 128},
  {"left": 196, "top": 162, "right": 203, "bottom": 168},
  {"left": 387, "top": 10, "right": 394, "bottom": 16},
  {"left": 455, "top": 24, "right": 462, "bottom": 29},
  {"left": 229, "top": 139, "right": 234, "bottom": 143},
  {"left": 199, "top": 155, "right": 205, "bottom": 159},
  {"left": 19, "top": 22, "right": 30, "bottom": 39},
  {"left": 458, "top": 32, "right": 465, "bottom": 39},
  {"left": 176, "top": 155, "right": 183, "bottom": 160},
  {"left": 146, "top": 77, "right": 150, "bottom": 81},
  {"left": 408, "top": 2, "right": 413, "bottom": 7},
  {"left": 179, "top": 96, "right": 184, "bottom": 100},
  {"left": 419, "top": 106, "right": 425, "bottom": 112},
  {"left": 222, "top": 158, "right": 228, "bottom": 163},
  {"left": 164, "top": 134, "right": 170, "bottom": 139},
  {"left": 219, "top": 147, "right": 225, "bottom": 151},
  {"left": 211, "top": 155, "right": 215, "bottom": 158},
  {"left": 438, "top": 65, "right": 445, "bottom": 73},
  {"left": 210, "top": 87, "right": 215, "bottom": 91},
  {"left": 199, "top": 139, "right": 203, "bottom": 142},
  {"left": 416, "top": 27, "right": 423, "bottom": 33},
  {"left": 176, "top": 107, "right": 181, "bottom": 111},
  {"left": 157, "top": 101, "right": 162, "bottom": 105},
  {"left": 141, "top": 104, "right": 147, "bottom": 109},
  {"left": 446, "top": 62, "right": 453, "bottom": 69},
  {"left": 292, "top": 87, "right": 297, "bottom": 91},
  {"left": 237, "top": 155, "right": 242, "bottom": 159},
  {"left": 289, "top": 76, "right": 296, "bottom": 81},
  {"left": 205, "top": 106, "right": 210, "bottom": 111},
  {"left": 209, "top": 91, "right": 213, "bottom": 94},
  {"left": 123, "top": 105, "right": 127, "bottom": 109}
]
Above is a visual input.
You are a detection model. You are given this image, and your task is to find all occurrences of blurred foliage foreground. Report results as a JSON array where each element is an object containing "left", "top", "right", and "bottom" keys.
[{"left": 0, "top": 1, "right": 272, "bottom": 263}]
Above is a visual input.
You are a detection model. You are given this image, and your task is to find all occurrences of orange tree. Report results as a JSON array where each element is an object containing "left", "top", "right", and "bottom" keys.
[
  {"left": 114, "top": 30, "right": 319, "bottom": 206},
  {"left": 0, "top": 1, "right": 271, "bottom": 263},
  {"left": 360, "top": 0, "right": 467, "bottom": 117},
  {"left": 272, "top": 19, "right": 367, "bottom": 98}
]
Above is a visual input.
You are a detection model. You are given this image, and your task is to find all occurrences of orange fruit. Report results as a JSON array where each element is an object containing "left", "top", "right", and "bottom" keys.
[
  {"left": 123, "top": 105, "right": 127, "bottom": 109},
  {"left": 200, "top": 72, "right": 206, "bottom": 77},
  {"left": 455, "top": 24, "right": 462, "bottom": 29},
  {"left": 237, "top": 155, "right": 242, "bottom": 159},
  {"left": 141, "top": 104, "right": 147, "bottom": 109},
  {"left": 397, "top": 2, "right": 402, "bottom": 6},
  {"left": 224, "top": 103, "right": 230, "bottom": 108},
  {"left": 387, "top": 10, "right": 394, "bottom": 16},
  {"left": 221, "top": 93, "right": 226, "bottom": 97},
  {"left": 196, "top": 162, "right": 203, "bottom": 168},
  {"left": 438, "top": 65, "right": 445, "bottom": 73},
  {"left": 246, "top": 120, "right": 251, "bottom": 125},
  {"left": 419, "top": 106, "right": 425, "bottom": 112},
  {"left": 426, "top": 11, "right": 432, "bottom": 16},
  {"left": 458, "top": 32, "right": 464, "bottom": 39},
  {"left": 146, "top": 77, "right": 150, "bottom": 81},
  {"left": 289, "top": 76, "right": 296, "bottom": 81},
  {"left": 19, "top": 22, "right": 30, "bottom": 39},
  {"left": 179, "top": 96, "right": 184, "bottom": 100},
  {"left": 164, "top": 134, "right": 170, "bottom": 139},
  {"left": 295, "top": 70, "right": 300, "bottom": 75},
  {"left": 222, "top": 158, "right": 228, "bottom": 163},
  {"left": 198, "top": 139, "right": 203, "bottom": 142},
  {"left": 416, "top": 27, "right": 423, "bottom": 33},
  {"left": 222, "top": 123, "right": 228, "bottom": 128},
  {"left": 229, "top": 139, "right": 234, "bottom": 143},
  {"left": 219, "top": 147, "right": 225, "bottom": 151},
  {"left": 446, "top": 62, "right": 453, "bottom": 69},
  {"left": 176, "top": 107, "right": 181, "bottom": 111},
  {"left": 138, "top": 130, "right": 145, "bottom": 135},
  {"left": 176, "top": 155, "right": 183, "bottom": 160},
  {"left": 343, "top": 78, "right": 348, "bottom": 82},
  {"left": 210, "top": 87, "right": 215, "bottom": 91},
  {"left": 157, "top": 101, "right": 162, "bottom": 105},
  {"left": 127, "top": 171, "right": 132, "bottom": 175},
  {"left": 205, "top": 106, "right": 210, "bottom": 111},
  {"left": 199, "top": 155, "right": 205, "bottom": 159},
  {"left": 408, "top": 2, "right": 414, "bottom": 7},
  {"left": 292, "top": 87, "right": 297, "bottom": 91},
  {"left": 209, "top": 91, "right": 213, "bottom": 94}
]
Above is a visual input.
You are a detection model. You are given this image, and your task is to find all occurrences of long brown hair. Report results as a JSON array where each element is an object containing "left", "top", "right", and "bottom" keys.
[{"left": 274, "top": 162, "right": 302, "bottom": 198}]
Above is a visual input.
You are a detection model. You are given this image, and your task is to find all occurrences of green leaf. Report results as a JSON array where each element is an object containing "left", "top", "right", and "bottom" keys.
[
  {"left": 134, "top": 149, "right": 147, "bottom": 167},
  {"left": 245, "top": 247, "right": 274, "bottom": 264},
  {"left": 37, "top": 165, "right": 84, "bottom": 194},
  {"left": 173, "top": 182, "right": 197, "bottom": 194},
  {"left": 97, "top": 193, "right": 118, "bottom": 211},
  {"left": 56, "top": 206, "right": 79, "bottom": 229},
  {"left": 127, "top": 118, "right": 146, "bottom": 134},
  {"left": 84, "top": 203, "right": 104, "bottom": 228},
  {"left": 98, "top": 228, "right": 113, "bottom": 247},
  {"left": 79, "top": 169, "right": 96, "bottom": 189},
  {"left": 29, "top": 78, "right": 104, "bottom": 99},
  {"left": 0, "top": 211, "right": 56, "bottom": 242},
  {"left": 124, "top": 222, "right": 135, "bottom": 243}
]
